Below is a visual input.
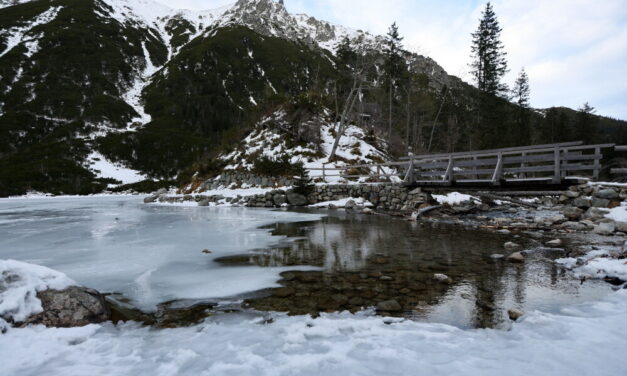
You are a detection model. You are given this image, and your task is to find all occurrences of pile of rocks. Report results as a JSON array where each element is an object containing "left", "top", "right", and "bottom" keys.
[{"left": 558, "top": 185, "right": 626, "bottom": 235}]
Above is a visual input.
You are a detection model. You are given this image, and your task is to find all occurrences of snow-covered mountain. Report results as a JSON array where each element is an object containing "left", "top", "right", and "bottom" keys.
[{"left": 0, "top": 0, "right": 460, "bottom": 196}]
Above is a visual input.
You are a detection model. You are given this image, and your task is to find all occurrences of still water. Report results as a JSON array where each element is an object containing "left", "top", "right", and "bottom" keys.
[{"left": 0, "top": 196, "right": 611, "bottom": 328}]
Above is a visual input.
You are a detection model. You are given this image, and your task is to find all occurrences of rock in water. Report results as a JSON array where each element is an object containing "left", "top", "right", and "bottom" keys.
[
  {"left": 21, "top": 287, "right": 110, "bottom": 327},
  {"left": 546, "top": 239, "right": 563, "bottom": 247},
  {"left": 376, "top": 300, "right": 402, "bottom": 312},
  {"left": 507, "top": 252, "right": 525, "bottom": 263},
  {"left": 345, "top": 199, "right": 357, "bottom": 210},
  {"left": 286, "top": 191, "right": 307, "bottom": 206},
  {"left": 433, "top": 273, "right": 452, "bottom": 284},
  {"left": 508, "top": 308, "right": 524, "bottom": 321},
  {"left": 504, "top": 242, "right": 521, "bottom": 250}
]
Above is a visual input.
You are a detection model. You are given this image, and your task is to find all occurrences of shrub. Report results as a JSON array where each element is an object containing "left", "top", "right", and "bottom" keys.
[{"left": 252, "top": 154, "right": 302, "bottom": 177}]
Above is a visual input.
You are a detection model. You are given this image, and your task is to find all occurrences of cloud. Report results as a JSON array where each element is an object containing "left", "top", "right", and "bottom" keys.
[{"left": 156, "top": 0, "right": 627, "bottom": 120}]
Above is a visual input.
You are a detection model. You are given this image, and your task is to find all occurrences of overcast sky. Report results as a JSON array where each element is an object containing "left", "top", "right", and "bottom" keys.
[{"left": 157, "top": 0, "right": 627, "bottom": 120}]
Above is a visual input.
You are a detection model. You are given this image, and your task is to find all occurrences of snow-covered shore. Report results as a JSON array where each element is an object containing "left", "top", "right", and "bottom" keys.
[{"left": 1, "top": 274, "right": 625, "bottom": 376}]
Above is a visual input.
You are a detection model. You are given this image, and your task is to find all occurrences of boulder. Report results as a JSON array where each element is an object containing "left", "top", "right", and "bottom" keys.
[
  {"left": 595, "top": 189, "right": 619, "bottom": 200},
  {"left": 616, "top": 221, "right": 627, "bottom": 233},
  {"left": 508, "top": 308, "right": 525, "bottom": 321},
  {"left": 582, "top": 207, "right": 609, "bottom": 221},
  {"left": 433, "top": 273, "right": 452, "bottom": 284},
  {"left": 273, "top": 194, "right": 287, "bottom": 206},
  {"left": 564, "top": 190, "right": 580, "bottom": 198},
  {"left": 571, "top": 197, "right": 591, "bottom": 209},
  {"left": 546, "top": 239, "right": 563, "bottom": 247},
  {"left": 563, "top": 207, "right": 584, "bottom": 221},
  {"left": 561, "top": 221, "right": 588, "bottom": 231},
  {"left": 286, "top": 191, "right": 308, "bottom": 206},
  {"left": 504, "top": 242, "right": 521, "bottom": 251},
  {"left": 591, "top": 198, "right": 610, "bottom": 208},
  {"left": 345, "top": 199, "right": 357, "bottom": 210},
  {"left": 376, "top": 300, "right": 402, "bottom": 312},
  {"left": 143, "top": 195, "right": 158, "bottom": 204},
  {"left": 198, "top": 199, "right": 210, "bottom": 207},
  {"left": 21, "top": 287, "right": 110, "bottom": 328},
  {"left": 593, "top": 220, "right": 616, "bottom": 235},
  {"left": 507, "top": 252, "right": 525, "bottom": 263}
]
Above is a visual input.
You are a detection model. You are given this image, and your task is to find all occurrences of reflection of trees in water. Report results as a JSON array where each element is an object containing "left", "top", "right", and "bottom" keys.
[{"left": 248, "top": 215, "right": 604, "bottom": 328}]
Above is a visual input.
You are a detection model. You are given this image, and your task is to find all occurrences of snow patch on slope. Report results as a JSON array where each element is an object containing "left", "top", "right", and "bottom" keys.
[
  {"left": 0, "top": 6, "right": 62, "bottom": 58},
  {"left": 218, "top": 109, "right": 399, "bottom": 184},
  {"left": 87, "top": 152, "right": 147, "bottom": 185}
]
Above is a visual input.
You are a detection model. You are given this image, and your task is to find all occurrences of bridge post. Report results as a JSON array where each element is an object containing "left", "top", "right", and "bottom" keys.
[
  {"left": 403, "top": 156, "right": 415, "bottom": 184},
  {"left": 322, "top": 163, "right": 326, "bottom": 182},
  {"left": 593, "top": 147, "right": 600, "bottom": 180},
  {"left": 552, "top": 146, "right": 561, "bottom": 184},
  {"left": 444, "top": 156, "right": 454, "bottom": 185},
  {"left": 491, "top": 153, "right": 503, "bottom": 186}
]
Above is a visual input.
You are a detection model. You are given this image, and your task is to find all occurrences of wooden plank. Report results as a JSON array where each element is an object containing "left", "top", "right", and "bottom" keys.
[
  {"left": 611, "top": 168, "right": 627, "bottom": 174},
  {"left": 615, "top": 146, "right": 627, "bottom": 151},
  {"left": 399, "top": 141, "right": 584, "bottom": 161}
]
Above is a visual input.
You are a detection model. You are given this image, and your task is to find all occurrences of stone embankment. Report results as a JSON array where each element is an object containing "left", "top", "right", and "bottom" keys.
[{"left": 147, "top": 183, "right": 627, "bottom": 237}]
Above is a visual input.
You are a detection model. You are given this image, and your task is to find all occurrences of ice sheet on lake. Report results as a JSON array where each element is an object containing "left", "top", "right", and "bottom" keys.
[{"left": 0, "top": 196, "right": 323, "bottom": 311}]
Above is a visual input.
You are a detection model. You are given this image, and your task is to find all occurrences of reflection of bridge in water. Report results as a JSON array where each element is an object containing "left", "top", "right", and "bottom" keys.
[{"left": 309, "top": 142, "right": 626, "bottom": 187}]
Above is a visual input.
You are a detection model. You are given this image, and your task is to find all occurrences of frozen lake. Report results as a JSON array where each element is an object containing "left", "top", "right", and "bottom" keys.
[{"left": 0, "top": 196, "right": 322, "bottom": 311}]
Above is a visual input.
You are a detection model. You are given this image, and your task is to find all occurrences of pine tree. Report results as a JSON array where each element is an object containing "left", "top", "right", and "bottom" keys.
[
  {"left": 292, "top": 163, "right": 314, "bottom": 196},
  {"left": 574, "top": 102, "right": 597, "bottom": 143},
  {"left": 470, "top": 2, "right": 508, "bottom": 96},
  {"left": 337, "top": 36, "right": 357, "bottom": 70},
  {"left": 385, "top": 22, "right": 405, "bottom": 140},
  {"left": 512, "top": 68, "right": 530, "bottom": 108},
  {"left": 512, "top": 68, "right": 531, "bottom": 144}
]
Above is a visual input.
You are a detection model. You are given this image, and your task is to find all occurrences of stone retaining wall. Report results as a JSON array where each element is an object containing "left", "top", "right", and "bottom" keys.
[{"left": 201, "top": 172, "right": 295, "bottom": 190}]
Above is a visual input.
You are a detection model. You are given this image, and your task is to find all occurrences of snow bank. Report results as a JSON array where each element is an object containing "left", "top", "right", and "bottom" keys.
[
  {"left": 557, "top": 249, "right": 627, "bottom": 281},
  {"left": 0, "top": 260, "right": 75, "bottom": 323},
  {"left": 1, "top": 290, "right": 626, "bottom": 375},
  {"left": 309, "top": 197, "right": 373, "bottom": 208},
  {"left": 433, "top": 192, "right": 476, "bottom": 205},
  {"left": 605, "top": 202, "right": 627, "bottom": 222}
]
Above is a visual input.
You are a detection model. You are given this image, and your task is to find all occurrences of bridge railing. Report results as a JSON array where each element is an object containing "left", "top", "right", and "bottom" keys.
[{"left": 307, "top": 141, "right": 618, "bottom": 186}]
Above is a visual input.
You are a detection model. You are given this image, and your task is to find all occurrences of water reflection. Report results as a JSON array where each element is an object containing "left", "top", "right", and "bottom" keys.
[{"left": 241, "top": 211, "right": 611, "bottom": 329}]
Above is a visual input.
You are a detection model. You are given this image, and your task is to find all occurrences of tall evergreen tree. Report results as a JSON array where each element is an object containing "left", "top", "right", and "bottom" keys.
[
  {"left": 470, "top": 2, "right": 508, "bottom": 96},
  {"left": 512, "top": 68, "right": 530, "bottom": 108},
  {"left": 512, "top": 68, "right": 531, "bottom": 144},
  {"left": 574, "top": 102, "right": 597, "bottom": 143},
  {"left": 385, "top": 22, "right": 405, "bottom": 140}
]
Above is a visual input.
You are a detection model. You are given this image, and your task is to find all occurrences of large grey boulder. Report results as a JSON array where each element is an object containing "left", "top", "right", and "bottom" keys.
[
  {"left": 273, "top": 194, "right": 287, "bottom": 206},
  {"left": 583, "top": 207, "right": 609, "bottom": 221},
  {"left": 376, "top": 300, "right": 402, "bottom": 312},
  {"left": 593, "top": 220, "right": 616, "bottom": 235},
  {"left": 572, "top": 197, "right": 591, "bottom": 209},
  {"left": 595, "top": 189, "right": 619, "bottom": 200},
  {"left": 20, "top": 287, "right": 110, "bottom": 328},
  {"left": 591, "top": 197, "right": 610, "bottom": 208},
  {"left": 563, "top": 207, "right": 584, "bottom": 220},
  {"left": 286, "top": 191, "right": 308, "bottom": 206}
]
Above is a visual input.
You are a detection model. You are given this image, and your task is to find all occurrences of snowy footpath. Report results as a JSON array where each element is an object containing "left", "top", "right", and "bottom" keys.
[{"left": 0, "top": 259, "right": 626, "bottom": 376}]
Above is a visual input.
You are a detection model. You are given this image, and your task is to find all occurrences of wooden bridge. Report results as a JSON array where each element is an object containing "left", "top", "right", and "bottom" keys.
[{"left": 309, "top": 142, "right": 626, "bottom": 187}]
